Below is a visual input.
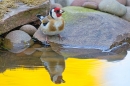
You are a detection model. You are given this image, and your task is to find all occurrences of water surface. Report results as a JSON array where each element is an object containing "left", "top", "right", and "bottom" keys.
[{"left": 0, "top": 45, "right": 130, "bottom": 86}]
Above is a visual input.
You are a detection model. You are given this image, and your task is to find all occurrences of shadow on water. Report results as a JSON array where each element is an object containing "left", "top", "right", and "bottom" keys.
[{"left": 0, "top": 39, "right": 130, "bottom": 85}]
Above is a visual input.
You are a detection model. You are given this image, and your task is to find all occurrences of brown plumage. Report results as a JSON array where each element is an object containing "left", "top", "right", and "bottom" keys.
[
  {"left": 37, "top": 7, "right": 65, "bottom": 44},
  {"left": 58, "top": 19, "right": 64, "bottom": 31}
]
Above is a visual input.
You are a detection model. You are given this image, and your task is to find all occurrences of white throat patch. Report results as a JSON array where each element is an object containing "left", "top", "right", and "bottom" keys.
[{"left": 50, "top": 9, "right": 58, "bottom": 19}]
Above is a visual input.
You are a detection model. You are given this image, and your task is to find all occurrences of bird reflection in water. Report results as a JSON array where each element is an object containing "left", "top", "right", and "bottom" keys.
[{"left": 40, "top": 48, "right": 65, "bottom": 84}]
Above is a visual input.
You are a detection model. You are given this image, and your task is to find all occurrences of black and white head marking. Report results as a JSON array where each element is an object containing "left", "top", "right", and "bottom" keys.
[{"left": 49, "top": 8, "right": 57, "bottom": 19}]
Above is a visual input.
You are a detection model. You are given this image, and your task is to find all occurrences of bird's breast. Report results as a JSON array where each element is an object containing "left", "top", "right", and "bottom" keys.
[
  {"left": 40, "top": 18, "right": 64, "bottom": 35},
  {"left": 54, "top": 19, "right": 64, "bottom": 31}
]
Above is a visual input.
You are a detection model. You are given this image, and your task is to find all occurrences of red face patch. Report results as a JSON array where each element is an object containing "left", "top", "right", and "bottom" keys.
[
  {"left": 54, "top": 7, "right": 62, "bottom": 17},
  {"left": 54, "top": 7, "right": 60, "bottom": 12},
  {"left": 56, "top": 13, "right": 62, "bottom": 17}
]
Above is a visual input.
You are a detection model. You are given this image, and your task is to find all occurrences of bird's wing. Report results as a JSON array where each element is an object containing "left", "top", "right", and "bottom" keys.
[
  {"left": 42, "top": 17, "right": 49, "bottom": 24},
  {"left": 41, "top": 15, "right": 55, "bottom": 26},
  {"left": 37, "top": 14, "right": 51, "bottom": 26},
  {"left": 36, "top": 14, "right": 45, "bottom": 22}
]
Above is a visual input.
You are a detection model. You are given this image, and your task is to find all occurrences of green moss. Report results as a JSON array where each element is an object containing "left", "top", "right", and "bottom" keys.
[
  {"left": 62, "top": 6, "right": 98, "bottom": 22},
  {"left": 63, "top": 6, "right": 98, "bottom": 13}
]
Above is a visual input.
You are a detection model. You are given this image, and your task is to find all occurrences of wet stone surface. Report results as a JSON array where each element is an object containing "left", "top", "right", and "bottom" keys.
[
  {"left": 45, "top": 6, "right": 130, "bottom": 56},
  {"left": 50, "top": 42, "right": 127, "bottom": 61}
]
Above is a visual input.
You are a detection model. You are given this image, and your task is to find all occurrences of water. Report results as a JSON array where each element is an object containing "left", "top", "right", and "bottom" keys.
[{"left": 0, "top": 44, "right": 130, "bottom": 86}]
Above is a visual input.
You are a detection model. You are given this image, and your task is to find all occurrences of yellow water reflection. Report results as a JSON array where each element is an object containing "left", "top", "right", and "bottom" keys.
[
  {"left": 64, "top": 58, "right": 107, "bottom": 86},
  {"left": 0, "top": 58, "right": 107, "bottom": 86}
]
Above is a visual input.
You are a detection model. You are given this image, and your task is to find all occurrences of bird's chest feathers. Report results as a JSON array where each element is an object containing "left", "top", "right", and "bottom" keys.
[
  {"left": 53, "top": 19, "right": 62, "bottom": 29},
  {"left": 40, "top": 18, "right": 64, "bottom": 35}
]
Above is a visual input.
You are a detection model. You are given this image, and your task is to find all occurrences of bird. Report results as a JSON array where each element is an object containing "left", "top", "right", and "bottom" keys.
[{"left": 36, "top": 7, "right": 65, "bottom": 45}]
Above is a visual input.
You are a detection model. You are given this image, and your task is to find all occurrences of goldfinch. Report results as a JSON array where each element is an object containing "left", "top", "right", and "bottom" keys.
[{"left": 36, "top": 7, "right": 65, "bottom": 45}]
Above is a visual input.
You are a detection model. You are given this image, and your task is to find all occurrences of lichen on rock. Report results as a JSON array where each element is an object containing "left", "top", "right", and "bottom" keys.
[{"left": 62, "top": 6, "right": 98, "bottom": 22}]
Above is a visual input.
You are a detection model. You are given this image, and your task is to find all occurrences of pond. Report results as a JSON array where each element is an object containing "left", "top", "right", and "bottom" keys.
[{"left": 0, "top": 43, "right": 130, "bottom": 86}]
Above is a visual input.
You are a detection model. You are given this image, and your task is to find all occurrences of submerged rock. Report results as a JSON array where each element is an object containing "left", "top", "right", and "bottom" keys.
[
  {"left": 50, "top": 42, "right": 127, "bottom": 61},
  {"left": 46, "top": 6, "right": 130, "bottom": 58},
  {"left": 4, "top": 30, "right": 34, "bottom": 53}
]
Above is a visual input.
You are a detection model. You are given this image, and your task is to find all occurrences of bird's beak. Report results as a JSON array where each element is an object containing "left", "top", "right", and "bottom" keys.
[{"left": 60, "top": 10, "right": 65, "bottom": 13}]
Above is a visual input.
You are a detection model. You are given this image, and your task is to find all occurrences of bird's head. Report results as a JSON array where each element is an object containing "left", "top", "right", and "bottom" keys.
[
  {"left": 51, "top": 75, "right": 65, "bottom": 84},
  {"left": 49, "top": 7, "right": 64, "bottom": 19}
]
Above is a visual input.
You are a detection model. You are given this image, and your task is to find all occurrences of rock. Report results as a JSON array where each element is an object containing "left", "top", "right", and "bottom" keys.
[
  {"left": 116, "top": 0, "right": 126, "bottom": 5},
  {"left": 69, "top": 0, "right": 126, "bottom": 8},
  {"left": 99, "top": 0, "right": 127, "bottom": 16},
  {"left": 54, "top": 0, "right": 67, "bottom": 7},
  {"left": 86, "top": 0, "right": 102, "bottom": 5},
  {"left": 47, "top": 6, "right": 130, "bottom": 57},
  {"left": 0, "top": 0, "right": 50, "bottom": 35},
  {"left": 50, "top": 0, "right": 74, "bottom": 6},
  {"left": 16, "top": 43, "right": 43, "bottom": 57},
  {"left": 50, "top": 42, "right": 127, "bottom": 61},
  {"left": 23, "top": 48, "right": 36, "bottom": 55},
  {"left": 33, "top": 28, "right": 46, "bottom": 42},
  {"left": 51, "top": 3, "right": 62, "bottom": 9},
  {"left": 71, "top": 0, "right": 86, "bottom": 6},
  {"left": 50, "top": 0, "right": 55, "bottom": 4},
  {"left": 82, "top": 1, "right": 98, "bottom": 9},
  {"left": 126, "top": 0, "right": 130, "bottom": 6},
  {"left": 20, "top": 24, "right": 37, "bottom": 36},
  {"left": 122, "top": 7, "right": 130, "bottom": 22},
  {"left": 0, "top": 37, "right": 2, "bottom": 49},
  {"left": 4, "top": 30, "right": 34, "bottom": 53}
]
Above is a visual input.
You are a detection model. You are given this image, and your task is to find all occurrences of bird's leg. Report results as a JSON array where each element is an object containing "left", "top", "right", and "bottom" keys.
[
  {"left": 58, "top": 34, "right": 65, "bottom": 41},
  {"left": 45, "top": 35, "right": 49, "bottom": 43},
  {"left": 42, "top": 35, "right": 50, "bottom": 46}
]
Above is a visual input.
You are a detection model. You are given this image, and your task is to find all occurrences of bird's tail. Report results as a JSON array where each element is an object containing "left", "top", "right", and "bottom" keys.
[{"left": 36, "top": 14, "right": 45, "bottom": 22}]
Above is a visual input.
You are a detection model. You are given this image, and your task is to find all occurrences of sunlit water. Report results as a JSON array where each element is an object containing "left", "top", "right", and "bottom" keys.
[{"left": 0, "top": 48, "right": 130, "bottom": 86}]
